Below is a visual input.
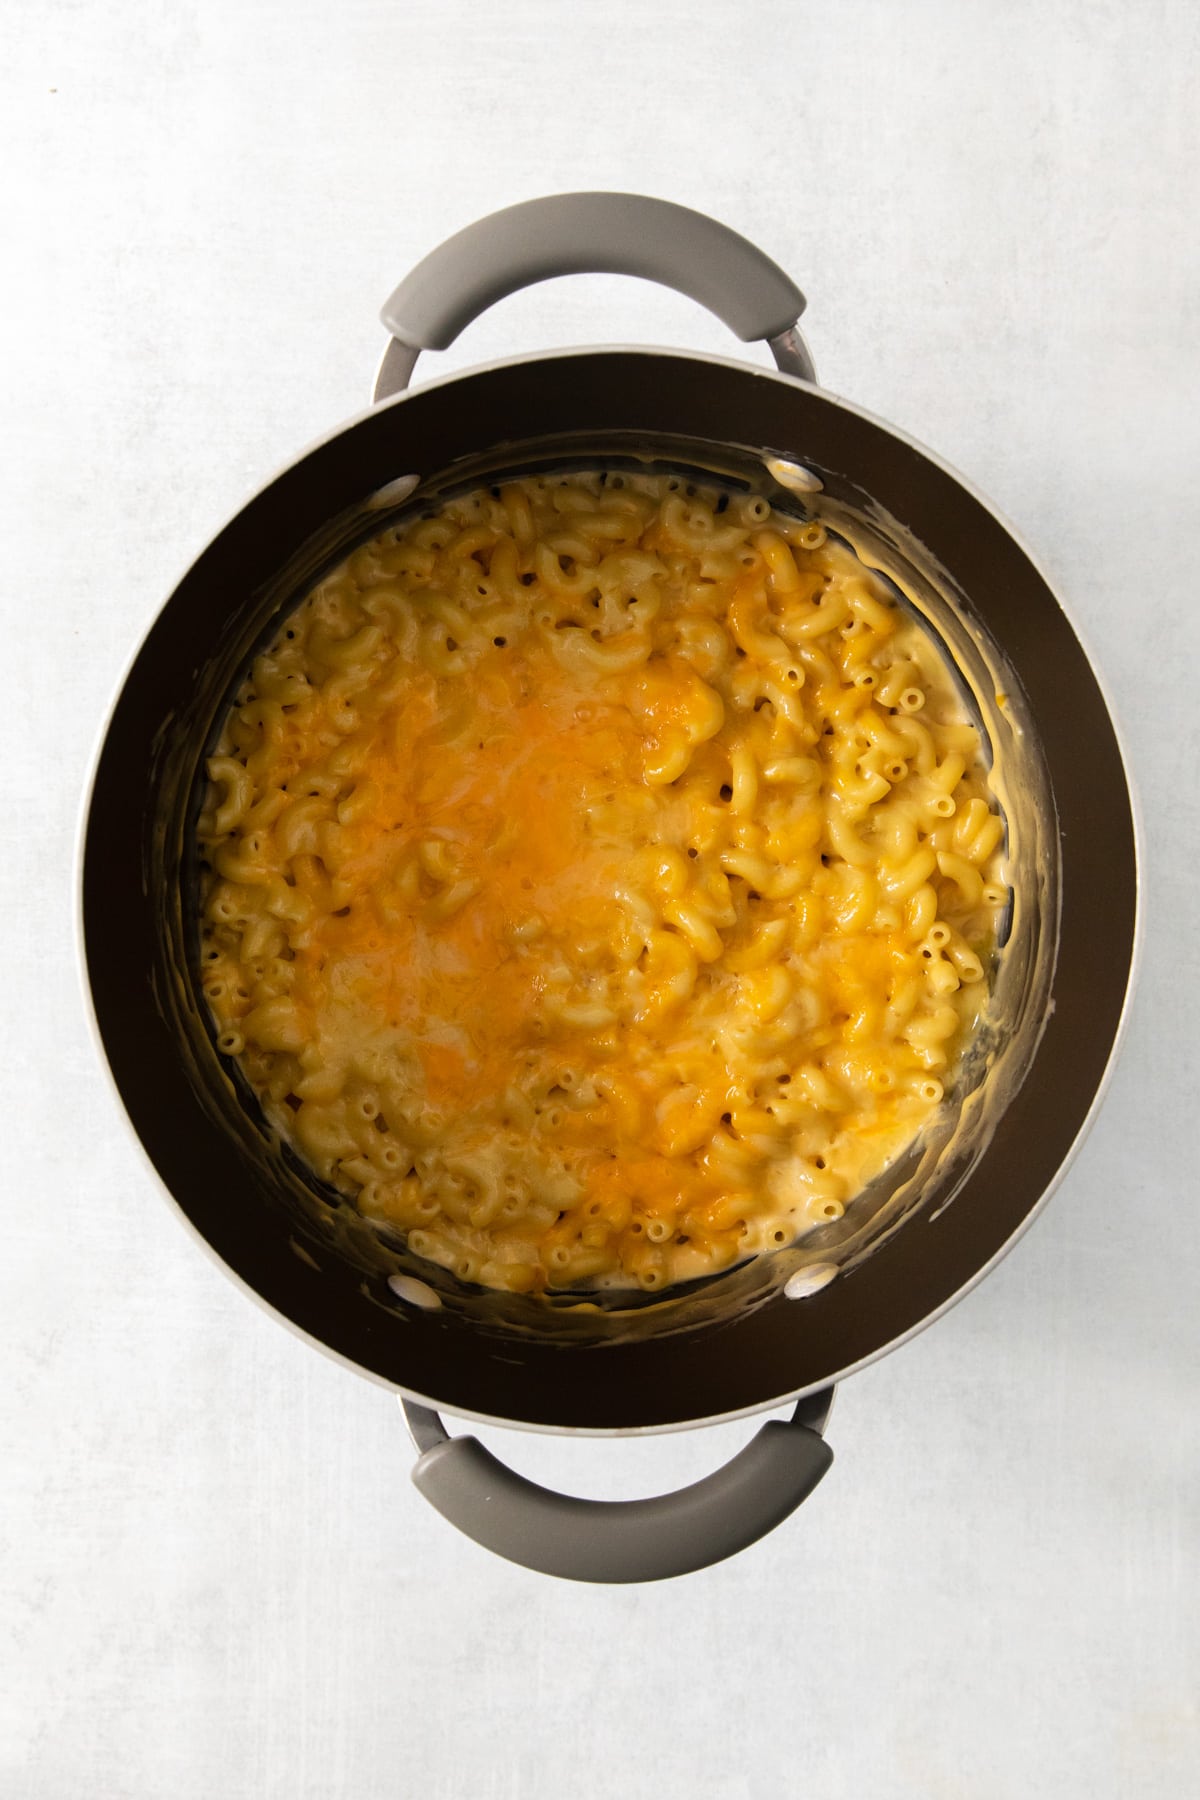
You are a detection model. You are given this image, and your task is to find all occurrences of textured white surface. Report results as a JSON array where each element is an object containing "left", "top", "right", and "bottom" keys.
[{"left": 3, "top": 2, "right": 1198, "bottom": 1795}]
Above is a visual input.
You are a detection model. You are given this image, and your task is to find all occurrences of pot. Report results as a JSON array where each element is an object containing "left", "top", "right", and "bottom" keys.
[{"left": 82, "top": 194, "right": 1138, "bottom": 1582}]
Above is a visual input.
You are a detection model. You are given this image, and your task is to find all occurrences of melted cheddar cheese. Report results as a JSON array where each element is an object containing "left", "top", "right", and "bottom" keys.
[{"left": 198, "top": 471, "right": 1006, "bottom": 1293}]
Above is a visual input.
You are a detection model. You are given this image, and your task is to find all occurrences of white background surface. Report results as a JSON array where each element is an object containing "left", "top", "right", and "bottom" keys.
[{"left": 4, "top": 2, "right": 1198, "bottom": 1795}]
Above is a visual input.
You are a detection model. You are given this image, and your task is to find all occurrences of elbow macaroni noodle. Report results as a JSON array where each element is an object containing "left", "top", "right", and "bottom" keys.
[{"left": 197, "top": 471, "right": 1007, "bottom": 1294}]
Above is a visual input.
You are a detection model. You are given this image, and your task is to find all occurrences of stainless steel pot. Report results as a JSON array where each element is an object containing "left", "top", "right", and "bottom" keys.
[{"left": 82, "top": 194, "right": 1138, "bottom": 1582}]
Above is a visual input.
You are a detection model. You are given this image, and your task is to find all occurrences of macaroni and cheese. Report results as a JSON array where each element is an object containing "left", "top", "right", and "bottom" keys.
[{"left": 197, "top": 471, "right": 1007, "bottom": 1294}]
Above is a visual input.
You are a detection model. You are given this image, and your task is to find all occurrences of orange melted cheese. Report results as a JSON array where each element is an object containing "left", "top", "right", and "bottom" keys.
[
  {"left": 198, "top": 472, "right": 1006, "bottom": 1294},
  {"left": 304, "top": 670, "right": 636, "bottom": 1111}
]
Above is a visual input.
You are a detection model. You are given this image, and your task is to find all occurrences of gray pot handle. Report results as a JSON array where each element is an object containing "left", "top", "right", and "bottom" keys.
[
  {"left": 401, "top": 1389, "right": 834, "bottom": 1583},
  {"left": 375, "top": 192, "right": 816, "bottom": 400}
]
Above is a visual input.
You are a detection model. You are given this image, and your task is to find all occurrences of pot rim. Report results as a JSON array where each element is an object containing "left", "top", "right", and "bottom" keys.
[{"left": 78, "top": 341, "right": 1142, "bottom": 1436}]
